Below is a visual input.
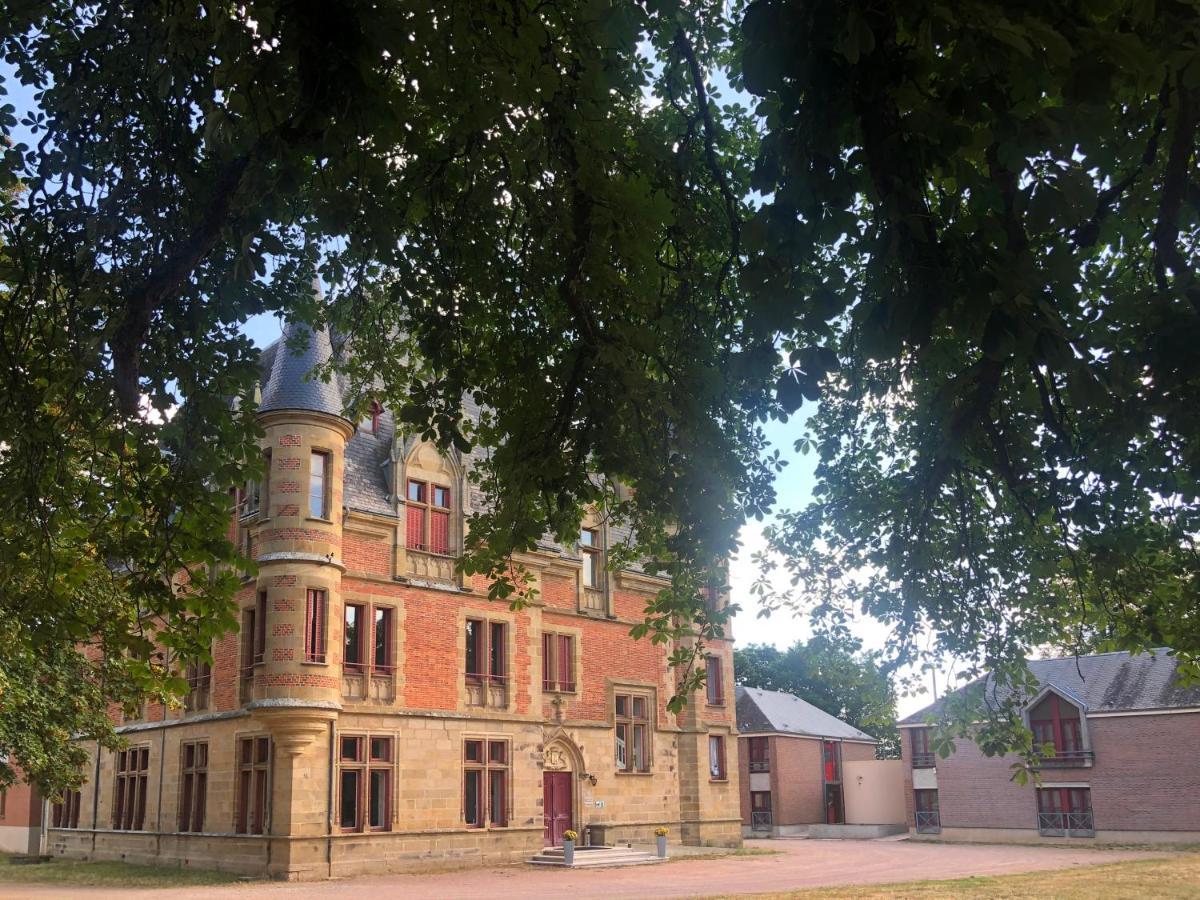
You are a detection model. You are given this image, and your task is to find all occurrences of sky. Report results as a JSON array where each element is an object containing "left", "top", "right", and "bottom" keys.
[{"left": 3, "top": 54, "right": 941, "bottom": 720}]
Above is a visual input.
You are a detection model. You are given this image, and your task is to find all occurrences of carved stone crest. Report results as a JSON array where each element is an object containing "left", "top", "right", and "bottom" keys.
[{"left": 543, "top": 744, "right": 569, "bottom": 770}]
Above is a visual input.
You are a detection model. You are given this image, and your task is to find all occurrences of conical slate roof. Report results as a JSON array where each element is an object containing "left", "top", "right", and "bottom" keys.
[{"left": 258, "top": 316, "right": 348, "bottom": 419}]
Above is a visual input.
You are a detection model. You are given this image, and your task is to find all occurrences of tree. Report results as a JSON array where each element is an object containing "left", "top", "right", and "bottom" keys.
[
  {"left": 738, "top": 0, "right": 1200, "bottom": 745},
  {"left": 735, "top": 637, "right": 901, "bottom": 757},
  {"left": 0, "top": 1, "right": 767, "bottom": 796}
]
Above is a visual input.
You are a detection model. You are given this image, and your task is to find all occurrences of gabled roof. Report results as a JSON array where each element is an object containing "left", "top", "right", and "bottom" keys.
[
  {"left": 899, "top": 649, "right": 1200, "bottom": 725},
  {"left": 736, "top": 685, "right": 877, "bottom": 742}
]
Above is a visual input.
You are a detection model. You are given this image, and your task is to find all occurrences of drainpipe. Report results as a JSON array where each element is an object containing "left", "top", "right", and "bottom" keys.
[
  {"left": 327, "top": 720, "right": 335, "bottom": 877},
  {"left": 155, "top": 723, "right": 166, "bottom": 858},
  {"left": 90, "top": 738, "right": 101, "bottom": 853}
]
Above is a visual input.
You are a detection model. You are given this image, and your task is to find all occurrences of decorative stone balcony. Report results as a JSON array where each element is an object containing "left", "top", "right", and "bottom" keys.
[
  {"left": 342, "top": 668, "right": 396, "bottom": 703},
  {"left": 406, "top": 548, "right": 456, "bottom": 584},
  {"left": 466, "top": 674, "right": 508, "bottom": 709}
]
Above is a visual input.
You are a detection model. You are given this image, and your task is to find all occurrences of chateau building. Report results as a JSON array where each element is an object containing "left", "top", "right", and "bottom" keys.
[
  {"left": 45, "top": 320, "right": 741, "bottom": 879},
  {"left": 900, "top": 650, "right": 1200, "bottom": 844}
]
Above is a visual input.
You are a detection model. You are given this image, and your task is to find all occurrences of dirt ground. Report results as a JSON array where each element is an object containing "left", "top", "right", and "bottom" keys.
[{"left": 0, "top": 837, "right": 1164, "bottom": 899}]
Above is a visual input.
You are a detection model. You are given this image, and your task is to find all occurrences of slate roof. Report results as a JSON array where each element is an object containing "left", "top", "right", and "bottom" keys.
[
  {"left": 736, "top": 685, "right": 877, "bottom": 742},
  {"left": 258, "top": 317, "right": 347, "bottom": 420},
  {"left": 899, "top": 649, "right": 1200, "bottom": 725}
]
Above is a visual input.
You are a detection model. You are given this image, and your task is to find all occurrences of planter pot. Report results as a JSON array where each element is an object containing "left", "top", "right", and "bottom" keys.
[
  {"left": 656, "top": 835, "right": 667, "bottom": 858},
  {"left": 563, "top": 839, "right": 575, "bottom": 865}
]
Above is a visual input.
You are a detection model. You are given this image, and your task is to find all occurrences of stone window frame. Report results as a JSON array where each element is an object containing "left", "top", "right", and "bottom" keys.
[
  {"left": 343, "top": 601, "right": 398, "bottom": 675},
  {"left": 51, "top": 787, "right": 82, "bottom": 829},
  {"left": 704, "top": 652, "right": 725, "bottom": 706},
  {"left": 178, "top": 741, "right": 208, "bottom": 833},
  {"left": 336, "top": 733, "right": 395, "bottom": 833},
  {"left": 613, "top": 688, "right": 654, "bottom": 774},
  {"left": 541, "top": 625, "right": 581, "bottom": 694},
  {"left": 457, "top": 608, "right": 516, "bottom": 711},
  {"left": 708, "top": 733, "right": 729, "bottom": 781},
  {"left": 576, "top": 520, "right": 612, "bottom": 615},
  {"left": 462, "top": 736, "right": 511, "bottom": 829},
  {"left": 235, "top": 734, "right": 271, "bottom": 835},
  {"left": 112, "top": 744, "right": 151, "bottom": 831},
  {"left": 405, "top": 476, "right": 454, "bottom": 555},
  {"left": 184, "top": 658, "right": 212, "bottom": 712},
  {"left": 304, "top": 587, "right": 328, "bottom": 664},
  {"left": 308, "top": 447, "right": 332, "bottom": 521}
]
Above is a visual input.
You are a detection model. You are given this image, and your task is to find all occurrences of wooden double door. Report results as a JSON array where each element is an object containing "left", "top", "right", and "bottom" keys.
[{"left": 543, "top": 771, "right": 573, "bottom": 846}]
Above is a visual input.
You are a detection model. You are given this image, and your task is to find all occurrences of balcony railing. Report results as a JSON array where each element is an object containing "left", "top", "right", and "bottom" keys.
[
  {"left": 751, "top": 811, "right": 772, "bottom": 830},
  {"left": 911, "top": 752, "right": 936, "bottom": 768},
  {"left": 1038, "top": 749, "right": 1095, "bottom": 767},
  {"left": 915, "top": 811, "right": 941, "bottom": 833},
  {"left": 749, "top": 760, "right": 770, "bottom": 773},
  {"left": 1038, "top": 811, "right": 1095, "bottom": 837}
]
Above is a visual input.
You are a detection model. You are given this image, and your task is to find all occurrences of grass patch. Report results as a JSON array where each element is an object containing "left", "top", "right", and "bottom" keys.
[
  {"left": 0, "top": 854, "right": 251, "bottom": 887},
  {"left": 663, "top": 847, "right": 781, "bottom": 864},
  {"left": 736, "top": 853, "right": 1200, "bottom": 899}
]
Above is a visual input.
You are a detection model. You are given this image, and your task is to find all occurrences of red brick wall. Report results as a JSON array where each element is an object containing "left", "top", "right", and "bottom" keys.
[
  {"left": 542, "top": 574, "right": 575, "bottom": 610},
  {"left": 770, "top": 736, "right": 823, "bottom": 826},
  {"left": 1, "top": 780, "right": 40, "bottom": 828},
  {"left": 929, "top": 711, "right": 1200, "bottom": 832},
  {"left": 343, "top": 532, "right": 391, "bottom": 576}
]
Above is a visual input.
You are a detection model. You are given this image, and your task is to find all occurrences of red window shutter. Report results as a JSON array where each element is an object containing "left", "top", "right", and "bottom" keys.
[
  {"left": 430, "top": 509, "right": 450, "bottom": 554},
  {"left": 558, "top": 635, "right": 573, "bottom": 690},
  {"left": 406, "top": 505, "right": 426, "bottom": 550},
  {"left": 542, "top": 634, "right": 553, "bottom": 689}
]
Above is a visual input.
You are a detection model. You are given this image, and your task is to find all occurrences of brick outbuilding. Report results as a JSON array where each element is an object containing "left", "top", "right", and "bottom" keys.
[
  {"left": 900, "top": 649, "right": 1200, "bottom": 844},
  {"left": 736, "top": 686, "right": 881, "bottom": 837}
]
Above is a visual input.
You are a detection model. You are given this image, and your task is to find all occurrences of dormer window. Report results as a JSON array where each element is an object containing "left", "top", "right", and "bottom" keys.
[
  {"left": 1029, "top": 690, "right": 1092, "bottom": 766},
  {"left": 406, "top": 479, "right": 451, "bottom": 554},
  {"left": 580, "top": 528, "right": 601, "bottom": 588}
]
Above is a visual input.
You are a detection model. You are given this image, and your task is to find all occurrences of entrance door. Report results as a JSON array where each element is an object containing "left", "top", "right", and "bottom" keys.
[
  {"left": 543, "top": 772, "right": 573, "bottom": 846},
  {"left": 824, "top": 783, "right": 844, "bottom": 824}
]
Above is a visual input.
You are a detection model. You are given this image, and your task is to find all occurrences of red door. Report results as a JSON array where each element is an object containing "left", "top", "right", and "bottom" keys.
[{"left": 543, "top": 772, "right": 573, "bottom": 846}]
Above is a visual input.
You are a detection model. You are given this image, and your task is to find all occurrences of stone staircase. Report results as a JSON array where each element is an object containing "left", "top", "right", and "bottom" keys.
[{"left": 528, "top": 845, "right": 665, "bottom": 868}]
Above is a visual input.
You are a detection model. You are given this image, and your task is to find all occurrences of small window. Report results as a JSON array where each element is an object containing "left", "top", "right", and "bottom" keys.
[
  {"left": 910, "top": 728, "right": 934, "bottom": 768},
  {"left": 464, "top": 739, "right": 509, "bottom": 828},
  {"left": 51, "top": 789, "right": 82, "bottom": 829},
  {"left": 465, "top": 618, "right": 506, "bottom": 682},
  {"left": 373, "top": 607, "right": 394, "bottom": 672},
  {"left": 914, "top": 789, "right": 940, "bottom": 833},
  {"left": 255, "top": 590, "right": 268, "bottom": 664},
  {"left": 705, "top": 654, "right": 724, "bottom": 705},
  {"left": 1037, "top": 787, "right": 1093, "bottom": 837},
  {"left": 615, "top": 692, "right": 651, "bottom": 773},
  {"left": 339, "top": 735, "right": 390, "bottom": 832},
  {"left": 179, "top": 742, "right": 208, "bottom": 833},
  {"left": 709, "top": 735, "right": 727, "bottom": 780},
  {"left": 748, "top": 736, "right": 770, "bottom": 772},
  {"left": 305, "top": 589, "right": 327, "bottom": 663},
  {"left": 310, "top": 450, "right": 330, "bottom": 519},
  {"left": 185, "top": 660, "right": 212, "bottom": 711},
  {"left": 542, "top": 632, "right": 577, "bottom": 692},
  {"left": 344, "top": 603, "right": 365, "bottom": 670},
  {"left": 580, "top": 527, "right": 601, "bottom": 588},
  {"left": 236, "top": 736, "right": 270, "bottom": 835}
]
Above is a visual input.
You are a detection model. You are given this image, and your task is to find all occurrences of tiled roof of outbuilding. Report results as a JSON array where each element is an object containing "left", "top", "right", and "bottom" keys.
[
  {"left": 899, "top": 649, "right": 1200, "bottom": 725},
  {"left": 736, "top": 685, "right": 877, "bottom": 742}
]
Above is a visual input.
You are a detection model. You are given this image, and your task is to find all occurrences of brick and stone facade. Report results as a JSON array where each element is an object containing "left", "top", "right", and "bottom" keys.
[
  {"left": 43, "top": 321, "right": 741, "bottom": 879},
  {"left": 899, "top": 651, "right": 1200, "bottom": 844}
]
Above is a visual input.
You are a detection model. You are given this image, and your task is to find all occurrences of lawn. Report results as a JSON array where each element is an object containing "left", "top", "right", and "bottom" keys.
[
  {"left": 0, "top": 855, "right": 251, "bottom": 887},
  {"left": 757, "top": 852, "right": 1200, "bottom": 899}
]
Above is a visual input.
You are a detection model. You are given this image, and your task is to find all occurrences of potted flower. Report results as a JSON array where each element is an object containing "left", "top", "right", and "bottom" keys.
[
  {"left": 562, "top": 829, "right": 579, "bottom": 865},
  {"left": 654, "top": 826, "right": 669, "bottom": 858}
]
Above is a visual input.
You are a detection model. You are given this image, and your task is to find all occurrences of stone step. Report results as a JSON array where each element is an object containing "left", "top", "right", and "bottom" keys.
[{"left": 528, "top": 846, "right": 666, "bottom": 868}]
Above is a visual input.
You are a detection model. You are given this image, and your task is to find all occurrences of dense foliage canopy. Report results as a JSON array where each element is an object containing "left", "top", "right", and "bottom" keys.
[
  {"left": 735, "top": 637, "right": 901, "bottom": 756},
  {"left": 0, "top": 0, "right": 1197, "bottom": 793},
  {"left": 744, "top": 0, "right": 1200, "bottom": 741}
]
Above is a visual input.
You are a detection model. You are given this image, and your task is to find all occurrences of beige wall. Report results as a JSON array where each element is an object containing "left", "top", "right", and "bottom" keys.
[{"left": 843, "top": 759, "right": 905, "bottom": 825}]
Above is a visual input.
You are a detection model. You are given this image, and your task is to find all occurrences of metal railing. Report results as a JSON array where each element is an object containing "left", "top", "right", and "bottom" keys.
[
  {"left": 911, "top": 752, "right": 936, "bottom": 768},
  {"left": 751, "top": 811, "right": 772, "bottom": 830},
  {"left": 914, "top": 811, "right": 940, "bottom": 833},
  {"left": 1037, "top": 811, "right": 1095, "bottom": 837},
  {"left": 749, "top": 760, "right": 770, "bottom": 773},
  {"left": 1038, "top": 749, "right": 1095, "bottom": 767}
]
